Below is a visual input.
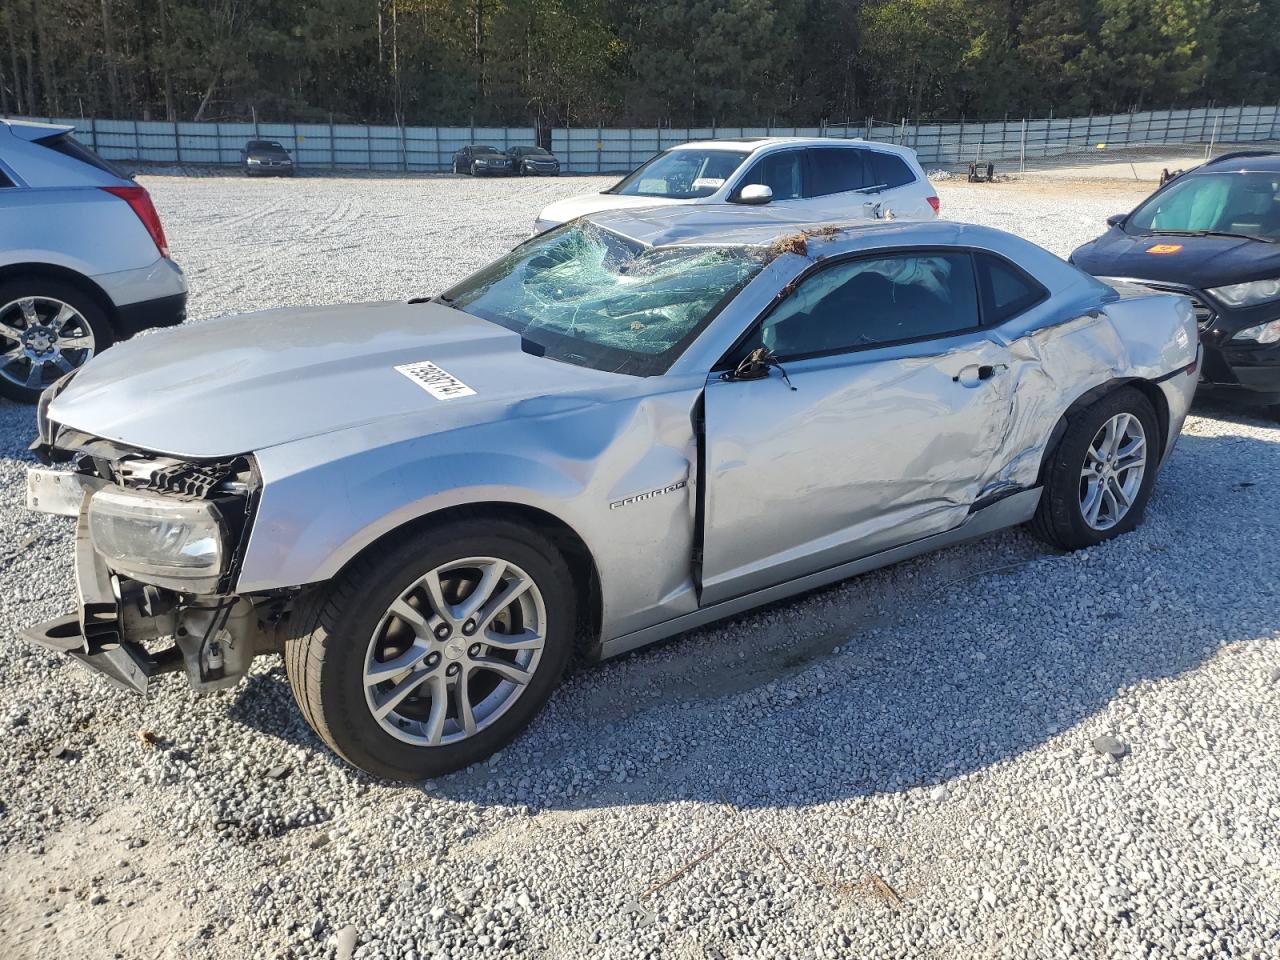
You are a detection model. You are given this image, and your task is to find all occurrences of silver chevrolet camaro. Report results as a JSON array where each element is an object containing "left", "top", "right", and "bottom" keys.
[{"left": 23, "top": 207, "right": 1200, "bottom": 781}]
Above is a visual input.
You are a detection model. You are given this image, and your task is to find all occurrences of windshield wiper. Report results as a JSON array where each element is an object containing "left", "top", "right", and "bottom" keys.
[{"left": 1146, "top": 229, "right": 1274, "bottom": 243}]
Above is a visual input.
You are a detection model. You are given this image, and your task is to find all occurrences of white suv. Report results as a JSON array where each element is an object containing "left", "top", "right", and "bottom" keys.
[{"left": 534, "top": 137, "right": 938, "bottom": 233}]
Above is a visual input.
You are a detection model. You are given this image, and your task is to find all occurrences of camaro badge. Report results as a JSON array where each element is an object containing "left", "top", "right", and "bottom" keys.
[
  {"left": 1146, "top": 244, "right": 1183, "bottom": 255},
  {"left": 395, "top": 360, "right": 476, "bottom": 400},
  {"left": 610, "top": 479, "right": 687, "bottom": 510}
]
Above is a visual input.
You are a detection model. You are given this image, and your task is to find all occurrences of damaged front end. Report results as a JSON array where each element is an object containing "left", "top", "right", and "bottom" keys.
[{"left": 24, "top": 420, "right": 286, "bottom": 695}]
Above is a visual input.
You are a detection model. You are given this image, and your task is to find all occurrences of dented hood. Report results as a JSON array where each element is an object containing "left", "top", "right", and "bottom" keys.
[
  {"left": 537, "top": 191, "right": 687, "bottom": 226},
  {"left": 48, "top": 301, "right": 619, "bottom": 459}
]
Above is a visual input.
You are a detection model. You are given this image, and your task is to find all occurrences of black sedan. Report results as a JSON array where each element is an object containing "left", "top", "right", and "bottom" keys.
[
  {"left": 451, "top": 145, "right": 514, "bottom": 176},
  {"left": 1071, "top": 151, "right": 1280, "bottom": 418},
  {"left": 507, "top": 145, "right": 560, "bottom": 176},
  {"left": 241, "top": 139, "right": 295, "bottom": 176}
]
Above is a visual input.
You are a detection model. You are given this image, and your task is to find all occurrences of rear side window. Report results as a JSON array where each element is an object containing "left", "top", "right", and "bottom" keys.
[
  {"left": 805, "top": 148, "right": 870, "bottom": 197},
  {"left": 738, "top": 150, "right": 804, "bottom": 200},
  {"left": 0, "top": 168, "right": 14, "bottom": 188},
  {"left": 976, "top": 252, "right": 1047, "bottom": 323},
  {"left": 760, "top": 252, "right": 981, "bottom": 358},
  {"left": 36, "top": 132, "right": 126, "bottom": 178},
  {"left": 868, "top": 151, "right": 915, "bottom": 189}
]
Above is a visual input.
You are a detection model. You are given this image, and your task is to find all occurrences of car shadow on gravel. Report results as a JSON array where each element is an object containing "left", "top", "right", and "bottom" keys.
[{"left": 225, "top": 431, "right": 1279, "bottom": 813}]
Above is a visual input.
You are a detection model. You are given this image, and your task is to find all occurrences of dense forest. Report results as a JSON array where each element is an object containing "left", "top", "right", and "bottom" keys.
[{"left": 2, "top": 0, "right": 1279, "bottom": 127}]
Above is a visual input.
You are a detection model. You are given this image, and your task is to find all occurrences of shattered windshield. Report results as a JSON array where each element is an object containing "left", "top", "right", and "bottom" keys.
[
  {"left": 440, "top": 224, "right": 765, "bottom": 375},
  {"left": 1126, "top": 171, "right": 1280, "bottom": 241},
  {"left": 607, "top": 149, "right": 750, "bottom": 199}
]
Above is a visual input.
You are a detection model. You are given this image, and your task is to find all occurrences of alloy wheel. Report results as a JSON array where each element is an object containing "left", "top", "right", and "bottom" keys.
[
  {"left": 1079, "top": 411, "right": 1147, "bottom": 530},
  {"left": 362, "top": 557, "right": 546, "bottom": 747},
  {"left": 0, "top": 296, "right": 96, "bottom": 392}
]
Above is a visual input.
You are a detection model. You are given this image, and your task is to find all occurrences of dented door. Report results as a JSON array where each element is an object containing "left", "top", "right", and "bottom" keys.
[{"left": 699, "top": 332, "right": 1015, "bottom": 605}]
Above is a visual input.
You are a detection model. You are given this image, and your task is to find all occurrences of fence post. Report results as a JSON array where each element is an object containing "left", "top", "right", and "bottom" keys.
[
  {"left": 597, "top": 124, "right": 602, "bottom": 174},
  {"left": 89, "top": 116, "right": 97, "bottom": 153},
  {"left": 133, "top": 118, "right": 140, "bottom": 163},
  {"left": 434, "top": 125, "right": 440, "bottom": 172},
  {"left": 401, "top": 120, "right": 408, "bottom": 172},
  {"left": 1207, "top": 112, "right": 1221, "bottom": 158},
  {"left": 1271, "top": 99, "right": 1279, "bottom": 141},
  {"left": 329, "top": 116, "right": 335, "bottom": 170},
  {"left": 174, "top": 120, "right": 181, "bottom": 165},
  {"left": 1019, "top": 117, "right": 1026, "bottom": 173}
]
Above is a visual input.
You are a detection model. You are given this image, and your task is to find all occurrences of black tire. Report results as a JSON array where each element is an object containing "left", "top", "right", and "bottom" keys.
[
  {"left": 1029, "top": 386, "right": 1159, "bottom": 550},
  {"left": 470, "top": 162, "right": 481, "bottom": 177},
  {"left": 0, "top": 277, "right": 114, "bottom": 404},
  {"left": 284, "top": 518, "right": 576, "bottom": 781}
]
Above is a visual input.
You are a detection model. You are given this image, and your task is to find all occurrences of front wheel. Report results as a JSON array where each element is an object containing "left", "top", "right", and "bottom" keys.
[
  {"left": 1029, "top": 386, "right": 1159, "bottom": 550},
  {"left": 285, "top": 519, "right": 576, "bottom": 781},
  {"left": 0, "top": 279, "right": 113, "bottom": 403}
]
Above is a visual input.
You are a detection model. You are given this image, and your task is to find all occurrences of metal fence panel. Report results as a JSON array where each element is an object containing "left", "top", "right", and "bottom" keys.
[{"left": 5, "top": 108, "right": 1278, "bottom": 174}]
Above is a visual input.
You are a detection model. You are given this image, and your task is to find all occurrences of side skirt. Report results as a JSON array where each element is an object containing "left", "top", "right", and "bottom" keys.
[{"left": 598, "top": 487, "right": 1042, "bottom": 660}]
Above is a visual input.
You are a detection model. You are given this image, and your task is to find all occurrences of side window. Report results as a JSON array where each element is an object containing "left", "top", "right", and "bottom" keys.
[
  {"left": 737, "top": 151, "right": 804, "bottom": 200},
  {"left": 760, "top": 252, "right": 980, "bottom": 358},
  {"left": 0, "top": 168, "right": 14, "bottom": 188},
  {"left": 868, "top": 151, "right": 915, "bottom": 189},
  {"left": 976, "top": 252, "right": 1047, "bottom": 323},
  {"left": 805, "top": 148, "right": 870, "bottom": 197}
]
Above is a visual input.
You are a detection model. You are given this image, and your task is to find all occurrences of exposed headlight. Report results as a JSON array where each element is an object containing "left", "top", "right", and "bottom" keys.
[
  {"left": 88, "top": 488, "right": 227, "bottom": 592},
  {"left": 1232, "top": 319, "right": 1280, "bottom": 344},
  {"left": 246, "top": 157, "right": 262, "bottom": 164},
  {"left": 474, "top": 159, "right": 490, "bottom": 165},
  {"left": 1208, "top": 278, "right": 1280, "bottom": 308}
]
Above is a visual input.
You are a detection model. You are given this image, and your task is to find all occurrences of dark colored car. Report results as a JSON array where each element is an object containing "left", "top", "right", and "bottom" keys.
[
  {"left": 506, "top": 145, "right": 560, "bottom": 176},
  {"left": 241, "top": 139, "right": 295, "bottom": 177},
  {"left": 452, "top": 145, "right": 514, "bottom": 176},
  {"left": 1071, "top": 151, "right": 1280, "bottom": 418}
]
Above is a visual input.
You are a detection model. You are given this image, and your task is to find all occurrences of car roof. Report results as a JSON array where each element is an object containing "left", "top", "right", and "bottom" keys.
[
  {"left": 1199, "top": 150, "right": 1280, "bottom": 173},
  {"left": 581, "top": 203, "right": 1019, "bottom": 258},
  {"left": 0, "top": 117, "right": 75, "bottom": 142},
  {"left": 668, "top": 136, "right": 919, "bottom": 160}
]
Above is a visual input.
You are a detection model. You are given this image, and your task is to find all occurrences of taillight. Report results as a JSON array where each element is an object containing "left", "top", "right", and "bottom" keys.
[
  {"left": 100, "top": 186, "right": 170, "bottom": 259},
  {"left": 927, "top": 195, "right": 941, "bottom": 213}
]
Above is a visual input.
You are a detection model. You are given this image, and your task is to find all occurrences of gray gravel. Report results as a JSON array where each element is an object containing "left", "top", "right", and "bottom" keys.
[{"left": 2, "top": 173, "right": 1279, "bottom": 959}]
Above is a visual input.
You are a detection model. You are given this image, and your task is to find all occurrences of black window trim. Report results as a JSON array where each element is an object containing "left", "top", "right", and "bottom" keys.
[{"left": 717, "top": 245, "right": 1016, "bottom": 369}]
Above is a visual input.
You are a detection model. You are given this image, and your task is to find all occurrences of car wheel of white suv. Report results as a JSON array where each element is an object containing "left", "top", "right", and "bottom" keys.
[
  {"left": 285, "top": 517, "right": 576, "bottom": 781},
  {"left": 0, "top": 278, "right": 114, "bottom": 403}
]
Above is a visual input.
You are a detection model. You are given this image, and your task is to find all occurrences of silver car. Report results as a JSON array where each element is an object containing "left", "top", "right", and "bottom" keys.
[
  {"left": 0, "top": 118, "right": 187, "bottom": 403},
  {"left": 23, "top": 208, "right": 1200, "bottom": 781}
]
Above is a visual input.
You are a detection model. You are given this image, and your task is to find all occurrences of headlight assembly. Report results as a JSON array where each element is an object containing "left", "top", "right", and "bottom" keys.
[
  {"left": 88, "top": 488, "right": 228, "bottom": 592},
  {"left": 1232, "top": 318, "right": 1280, "bottom": 344},
  {"left": 1208, "top": 278, "right": 1280, "bottom": 308}
]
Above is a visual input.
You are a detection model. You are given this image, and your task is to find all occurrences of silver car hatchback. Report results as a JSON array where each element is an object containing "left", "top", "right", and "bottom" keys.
[{"left": 0, "top": 118, "right": 187, "bottom": 403}]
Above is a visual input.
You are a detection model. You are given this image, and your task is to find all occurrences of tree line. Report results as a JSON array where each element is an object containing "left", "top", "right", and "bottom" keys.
[{"left": 3, "top": 0, "right": 1278, "bottom": 128}]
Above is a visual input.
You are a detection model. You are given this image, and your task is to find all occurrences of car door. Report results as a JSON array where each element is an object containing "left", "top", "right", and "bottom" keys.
[
  {"left": 699, "top": 248, "right": 1016, "bottom": 606},
  {"left": 728, "top": 149, "right": 808, "bottom": 212}
]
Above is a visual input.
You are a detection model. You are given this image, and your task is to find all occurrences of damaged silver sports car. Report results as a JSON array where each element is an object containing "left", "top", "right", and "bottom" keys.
[{"left": 23, "top": 207, "right": 1201, "bottom": 781}]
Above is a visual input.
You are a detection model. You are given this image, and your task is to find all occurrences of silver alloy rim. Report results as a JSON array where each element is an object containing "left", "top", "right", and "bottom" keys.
[
  {"left": 0, "top": 296, "right": 96, "bottom": 391},
  {"left": 363, "top": 557, "right": 546, "bottom": 747},
  {"left": 1079, "top": 412, "right": 1147, "bottom": 531}
]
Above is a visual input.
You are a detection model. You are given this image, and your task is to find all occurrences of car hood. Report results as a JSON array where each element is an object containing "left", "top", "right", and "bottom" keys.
[
  {"left": 538, "top": 192, "right": 688, "bottom": 226},
  {"left": 48, "top": 301, "right": 622, "bottom": 459},
  {"left": 1072, "top": 229, "right": 1280, "bottom": 289}
]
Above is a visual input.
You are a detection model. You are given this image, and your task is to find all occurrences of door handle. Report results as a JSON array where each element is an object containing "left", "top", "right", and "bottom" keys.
[{"left": 953, "top": 363, "right": 1008, "bottom": 385}]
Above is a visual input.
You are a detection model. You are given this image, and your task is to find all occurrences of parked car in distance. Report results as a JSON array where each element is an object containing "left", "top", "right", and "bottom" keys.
[
  {"left": 0, "top": 118, "right": 186, "bottom": 403},
  {"left": 452, "top": 145, "right": 514, "bottom": 176},
  {"left": 240, "top": 139, "right": 295, "bottom": 176},
  {"left": 507, "top": 145, "right": 560, "bottom": 176},
  {"left": 533, "top": 137, "right": 938, "bottom": 233},
  {"left": 23, "top": 209, "right": 1198, "bottom": 781},
  {"left": 1070, "top": 150, "right": 1280, "bottom": 419}
]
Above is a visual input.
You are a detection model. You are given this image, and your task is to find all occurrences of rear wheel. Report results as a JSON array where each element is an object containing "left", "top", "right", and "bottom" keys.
[
  {"left": 285, "top": 519, "right": 576, "bottom": 781},
  {"left": 0, "top": 279, "right": 113, "bottom": 403},
  {"left": 1029, "top": 387, "right": 1159, "bottom": 550}
]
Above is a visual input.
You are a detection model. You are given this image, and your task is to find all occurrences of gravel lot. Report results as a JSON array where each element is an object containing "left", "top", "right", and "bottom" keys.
[{"left": 2, "top": 172, "right": 1278, "bottom": 960}]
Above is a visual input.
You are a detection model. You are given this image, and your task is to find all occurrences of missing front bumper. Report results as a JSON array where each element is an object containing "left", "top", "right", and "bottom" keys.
[{"left": 22, "top": 613, "right": 181, "bottom": 695}]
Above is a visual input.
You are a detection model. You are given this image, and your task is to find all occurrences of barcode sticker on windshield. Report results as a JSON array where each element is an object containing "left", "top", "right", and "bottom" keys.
[{"left": 395, "top": 361, "right": 476, "bottom": 401}]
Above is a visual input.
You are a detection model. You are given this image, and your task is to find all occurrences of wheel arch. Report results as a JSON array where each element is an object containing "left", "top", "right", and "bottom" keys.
[
  {"left": 0, "top": 262, "right": 118, "bottom": 327},
  {"left": 1036, "top": 377, "right": 1169, "bottom": 486},
  {"left": 323, "top": 500, "right": 605, "bottom": 657}
]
